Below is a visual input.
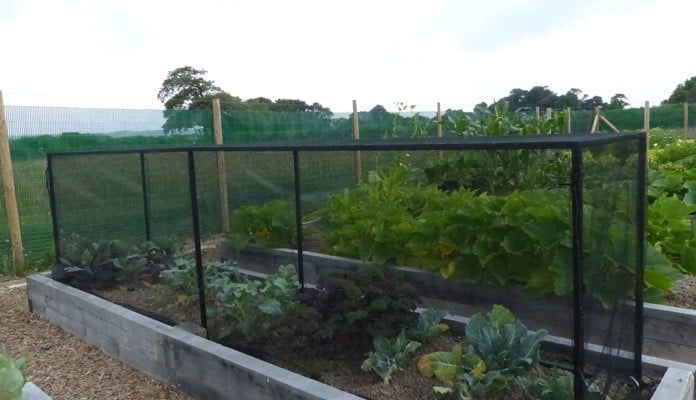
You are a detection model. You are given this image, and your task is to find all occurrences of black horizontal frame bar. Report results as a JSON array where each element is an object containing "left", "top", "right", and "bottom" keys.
[{"left": 47, "top": 132, "right": 646, "bottom": 157}]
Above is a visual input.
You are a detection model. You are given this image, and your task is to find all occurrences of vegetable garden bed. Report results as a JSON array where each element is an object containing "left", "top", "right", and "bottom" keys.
[
  {"left": 226, "top": 244, "right": 696, "bottom": 366},
  {"left": 26, "top": 272, "right": 695, "bottom": 400}
]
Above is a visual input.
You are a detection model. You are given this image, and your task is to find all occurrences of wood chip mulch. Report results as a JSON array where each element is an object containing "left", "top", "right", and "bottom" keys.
[{"left": 0, "top": 280, "right": 192, "bottom": 400}]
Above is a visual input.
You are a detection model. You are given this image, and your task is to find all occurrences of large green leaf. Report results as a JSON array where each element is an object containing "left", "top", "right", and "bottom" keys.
[
  {"left": 645, "top": 246, "right": 683, "bottom": 291},
  {"left": 680, "top": 246, "right": 696, "bottom": 274},
  {"left": 417, "top": 345, "right": 463, "bottom": 383},
  {"left": 501, "top": 230, "right": 531, "bottom": 254},
  {"left": 651, "top": 174, "right": 684, "bottom": 191},
  {"left": 520, "top": 219, "right": 566, "bottom": 248},
  {"left": 549, "top": 247, "right": 573, "bottom": 295}
]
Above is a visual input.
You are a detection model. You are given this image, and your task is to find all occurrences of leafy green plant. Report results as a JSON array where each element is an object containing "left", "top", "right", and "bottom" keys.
[
  {"left": 52, "top": 234, "right": 130, "bottom": 286},
  {"left": 114, "top": 237, "right": 181, "bottom": 284},
  {"left": 445, "top": 102, "right": 566, "bottom": 137},
  {"left": 309, "top": 265, "right": 420, "bottom": 342},
  {"left": 384, "top": 102, "right": 432, "bottom": 139},
  {"left": 419, "top": 344, "right": 508, "bottom": 398},
  {"left": 0, "top": 350, "right": 28, "bottom": 400},
  {"left": 647, "top": 128, "right": 680, "bottom": 149},
  {"left": 52, "top": 234, "right": 183, "bottom": 288},
  {"left": 418, "top": 305, "right": 547, "bottom": 398},
  {"left": 516, "top": 369, "right": 574, "bottom": 400},
  {"left": 159, "top": 258, "right": 238, "bottom": 306},
  {"left": 360, "top": 331, "right": 421, "bottom": 384},
  {"left": 646, "top": 194, "right": 696, "bottom": 275},
  {"left": 407, "top": 308, "right": 449, "bottom": 344},
  {"left": 283, "top": 265, "right": 420, "bottom": 351},
  {"left": 159, "top": 258, "right": 199, "bottom": 305},
  {"left": 207, "top": 264, "right": 300, "bottom": 345},
  {"left": 325, "top": 160, "right": 683, "bottom": 305},
  {"left": 226, "top": 199, "right": 296, "bottom": 251},
  {"left": 465, "top": 305, "right": 547, "bottom": 374}
]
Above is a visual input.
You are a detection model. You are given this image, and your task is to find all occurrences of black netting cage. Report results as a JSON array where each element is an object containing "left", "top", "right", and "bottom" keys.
[{"left": 47, "top": 132, "right": 647, "bottom": 400}]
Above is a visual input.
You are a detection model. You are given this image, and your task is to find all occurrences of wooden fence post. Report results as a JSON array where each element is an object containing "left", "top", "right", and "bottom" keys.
[
  {"left": 591, "top": 107, "right": 600, "bottom": 133},
  {"left": 567, "top": 107, "right": 572, "bottom": 133},
  {"left": 437, "top": 102, "right": 442, "bottom": 139},
  {"left": 352, "top": 100, "right": 361, "bottom": 185},
  {"left": 0, "top": 91, "right": 24, "bottom": 268},
  {"left": 684, "top": 102, "right": 689, "bottom": 140},
  {"left": 212, "top": 99, "right": 229, "bottom": 232},
  {"left": 535, "top": 106, "right": 540, "bottom": 134}
]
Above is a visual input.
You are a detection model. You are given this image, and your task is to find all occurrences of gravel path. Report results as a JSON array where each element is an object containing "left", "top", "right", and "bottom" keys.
[{"left": 0, "top": 280, "right": 192, "bottom": 400}]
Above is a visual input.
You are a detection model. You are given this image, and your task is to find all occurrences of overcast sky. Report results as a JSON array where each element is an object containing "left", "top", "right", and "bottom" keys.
[{"left": 1, "top": 0, "right": 694, "bottom": 113}]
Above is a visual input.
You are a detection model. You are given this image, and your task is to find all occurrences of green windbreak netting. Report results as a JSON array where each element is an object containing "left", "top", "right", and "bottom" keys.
[
  {"left": 0, "top": 102, "right": 691, "bottom": 273},
  {"left": 49, "top": 151, "right": 222, "bottom": 245}
]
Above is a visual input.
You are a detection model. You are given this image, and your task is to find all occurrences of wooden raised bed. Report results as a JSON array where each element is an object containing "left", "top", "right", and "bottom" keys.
[{"left": 26, "top": 271, "right": 695, "bottom": 400}]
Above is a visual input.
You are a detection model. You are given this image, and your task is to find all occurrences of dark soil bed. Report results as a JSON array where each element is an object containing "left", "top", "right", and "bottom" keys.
[{"left": 89, "top": 280, "right": 660, "bottom": 400}]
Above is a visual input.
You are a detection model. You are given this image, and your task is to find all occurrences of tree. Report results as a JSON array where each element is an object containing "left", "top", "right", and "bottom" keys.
[
  {"left": 158, "top": 66, "right": 238, "bottom": 133},
  {"left": 663, "top": 77, "right": 696, "bottom": 104},
  {"left": 157, "top": 66, "right": 229, "bottom": 110},
  {"left": 558, "top": 88, "right": 583, "bottom": 109},
  {"left": 581, "top": 95, "right": 606, "bottom": 109},
  {"left": 243, "top": 97, "right": 275, "bottom": 111},
  {"left": 606, "top": 93, "right": 629, "bottom": 110},
  {"left": 498, "top": 86, "right": 558, "bottom": 110}
]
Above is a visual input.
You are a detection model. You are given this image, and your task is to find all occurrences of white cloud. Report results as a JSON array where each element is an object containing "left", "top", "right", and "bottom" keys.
[{"left": 0, "top": 0, "right": 694, "bottom": 112}]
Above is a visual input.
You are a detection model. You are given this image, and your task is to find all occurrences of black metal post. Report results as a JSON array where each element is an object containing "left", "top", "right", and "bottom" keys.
[
  {"left": 46, "top": 154, "right": 61, "bottom": 260},
  {"left": 634, "top": 135, "right": 647, "bottom": 381},
  {"left": 292, "top": 150, "right": 305, "bottom": 287},
  {"left": 187, "top": 151, "right": 208, "bottom": 335},
  {"left": 139, "top": 152, "right": 151, "bottom": 241},
  {"left": 570, "top": 146, "right": 585, "bottom": 400}
]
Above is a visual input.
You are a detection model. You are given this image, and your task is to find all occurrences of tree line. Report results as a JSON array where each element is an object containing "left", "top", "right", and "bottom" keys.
[{"left": 157, "top": 65, "right": 696, "bottom": 134}]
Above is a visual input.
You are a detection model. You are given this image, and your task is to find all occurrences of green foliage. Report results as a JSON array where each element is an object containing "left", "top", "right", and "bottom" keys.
[
  {"left": 465, "top": 305, "right": 547, "bottom": 375},
  {"left": 360, "top": 331, "right": 422, "bottom": 384},
  {"left": 158, "top": 258, "right": 200, "bottom": 304},
  {"left": 0, "top": 350, "right": 28, "bottom": 400},
  {"left": 407, "top": 308, "right": 449, "bottom": 344},
  {"left": 325, "top": 162, "right": 673, "bottom": 305},
  {"left": 53, "top": 234, "right": 131, "bottom": 285},
  {"left": 307, "top": 265, "right": 420, "bottom": 342},
  {"left": 445, "top": 102, "right": 567, "bottom": 136},
  {"left": 418, "top": 305, "right": 547, "bottom": 398},
  {"left": 207, "top": 264, "right": 300, "bottom": 345},
  {"left": 516, "top": 370, "right": 574, "bottom": 400},
  {"left": 159, "top": 259, "right": 239, "bottom": 306},
  {"left": 325, "top": 164, "right": 432, "bottom": 263},
  {"left": 646, "top": 194, "right": 696, "bottom": 276},
  {"left": 649, "top": 140, "right": 696, "bottom": 171},
  {"left": 663, "top": 76, "right": 696, "bottom": 104},
  {"left": 226, "top": 200, "right": 296, "bottom": 252},
  {"left": 423, "top": 149, "right": 570, "bottom": 195},
  {"left": 648, "top": 128, "right": 680, "bottom": 149},
  {"left": 384, "top": 102, "right": 433, "bottom": 139},
  {"left": 54, "top": 234, "right": 183, "bottom": 288},
  {"left": 433, "top": 383, "right": 469, "bottom": 400}
]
